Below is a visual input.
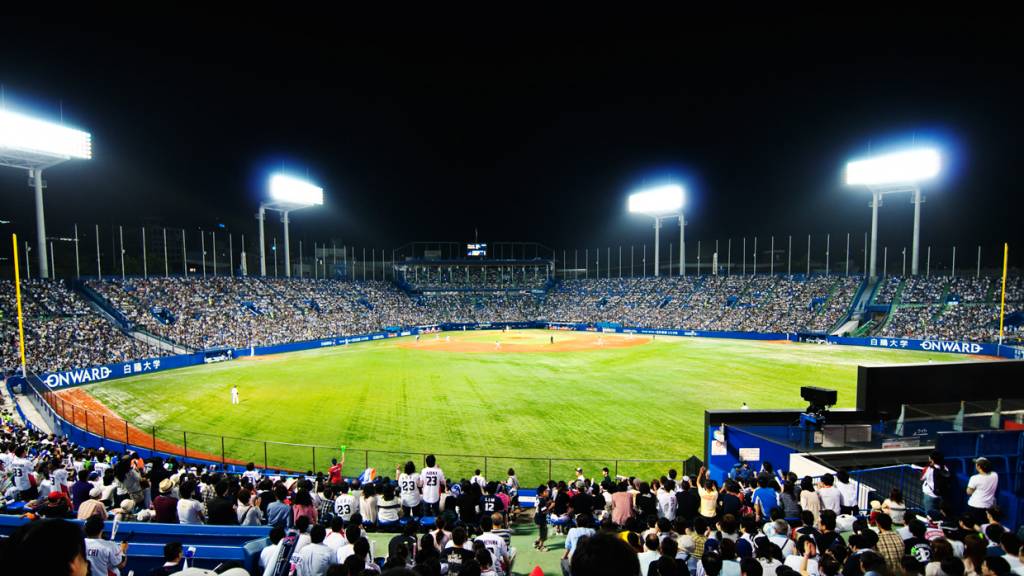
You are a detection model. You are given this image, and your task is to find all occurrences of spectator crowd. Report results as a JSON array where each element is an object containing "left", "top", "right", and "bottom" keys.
[{"left": 3, "top": 273, "right": 1022, "bottom": 376}]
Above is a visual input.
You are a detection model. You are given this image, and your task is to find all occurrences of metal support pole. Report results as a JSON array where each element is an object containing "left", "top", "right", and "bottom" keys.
[
  {"left": 883, "top": 246, "right": 888, "bottom": 277},
  {"left": 869, "top": 189, "right": 881, "bottom": 278},
  {"left": 119, "top": 225, "right": 125, "bottom": 281},
  {"left": 619, "top": 246, "right": 622, "bottom": 279},
  {"left": 182, "top": 230, "right": 187, "bottom": 277},
  {"left": 753, "top": 237, "right": 757, "bottom": 275},
  {"left": 698, "top": 240, "right": 702, "bottom": 276},
  {"left": 911, "top": 188, "right": 922, "bottom": 275},
  {"left": 902, "top": 247, "right": 907, "bottom": 276},
  {"left": 825, "top": 233, "right": 830, "bottom": 276},
  {"left": 951, "top": 246, "right": 957, "bottom": 278},
  {"left": 770, "top": 236, "right": 774, "bottom": 276},
  {"left": 653, "top": 218, "right": 660, "bottom": 277},
  {"left": 807, "top": 234, "right": 811, "bottom": 277},
  {"left": 977, "top": 245, "right": 981, "bottom": 279},
  {"left": 163, "top": 228, "right": 168, "bottom": 278},
  {"left": 32, "top": 168, "right": 49, "bottom": 279},
  {"left": 229, "top": 234, "right": 234, "bottom": 277},
  {"left": 49, "top": 241, "right": 55, "bottom": 279},
  {"left": 142, "top": 227, "right": 147, "bottom": 279},
  {"left": 212, "top": 231, "right": 217, "bottom": 277},
  {"left": 74, "top": 224, "right": 80, "bottom": 279},
  {"left": 283, "top": 211, "right": 291, "bottom": 278},
  {"left": 668, "top": 243, "right": 672, "bottom": 277},
  {"left": 788, "top": 235, "right": 792, "bottom": 276},
  {"left": 679, "top": 212, "right": 685, "bottom": 277},
  {"left": 727, "top": 239, "right": 732, "bottom": 276},
  {"left": 742, "top": 237, "right": 746, "bottom": 275},
  {"left": 258, "top": 205, "right": 266, "bottom": 277},
  {"left": 845, "top": 233, "right": 850, "bottom": 277},
  {"left": 200, "top": 230, "right": 207, "bottom": 279},
  {"left": 300, "top": 240, "right": 304, "bottom": 278},
  {"left": 927, "top": 246, "right": 931, "bottom": 278}
]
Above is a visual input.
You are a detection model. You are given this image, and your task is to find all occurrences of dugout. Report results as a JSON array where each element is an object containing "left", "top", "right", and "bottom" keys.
[{"left": 704, "top": 359, "right": 1024, "bottom": 523}]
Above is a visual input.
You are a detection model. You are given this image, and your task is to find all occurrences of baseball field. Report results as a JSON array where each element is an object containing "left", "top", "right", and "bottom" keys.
[{"left": 58, "top": 329, "right": 976, "bottom": 485}]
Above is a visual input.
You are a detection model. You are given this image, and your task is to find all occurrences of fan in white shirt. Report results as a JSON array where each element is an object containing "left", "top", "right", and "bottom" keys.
[{"left": 397, "top": 461, "right": 423, "bottom": 514}]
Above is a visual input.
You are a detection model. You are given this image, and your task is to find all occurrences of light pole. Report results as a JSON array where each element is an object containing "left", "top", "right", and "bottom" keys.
[
  {"left": 846, "top": 148, "right": 940, "bottom": 278},
  {"left": 0, "top": 108, "right": 92, "bottom": 279},
  {"left": 628, "top": 185, "right": 685, "bottom": 278},
  {"left": 257, "top": 173, "right": 324, "bottom": 278}
]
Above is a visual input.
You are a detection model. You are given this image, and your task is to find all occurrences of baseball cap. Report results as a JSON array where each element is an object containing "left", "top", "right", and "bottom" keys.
[
  {"left": 679, "top": 535, "right": 696, "bottom": 553},
  {"left": 48, "top": 491, "right": 63, "bottom": 501},
  {"left": 89, "top": 487, "right": 102, "bottom": 499},
  {"left": 575, "top": 467, "right": 583, "bottom": 472}
]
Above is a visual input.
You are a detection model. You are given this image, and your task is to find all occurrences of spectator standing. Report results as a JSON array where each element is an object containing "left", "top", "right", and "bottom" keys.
[
  {"left": 835, "top": 470, "right": 858, "bottom": 515},
  {"left": 817, "top": 474, "right": 842, "bottom": 516},
  {"left": 967, "top": 458, "right": 999, "bottom": 524},
  {"left": 84, "top": 515, "right": 127, "bottom": 576},
  {"left": 421, "top": 454, "right": 446, "bottom": 516},
  {"left": 799, "top": 476, "right": 822, "bottom": 527},
  {"left": 921, "top": 451, "right": 952, "bottom": 515}
]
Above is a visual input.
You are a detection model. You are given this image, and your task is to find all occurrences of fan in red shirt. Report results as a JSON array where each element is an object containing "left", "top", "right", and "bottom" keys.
[{"left": 329, "top": 453, "right": 346, "bottom": 485}]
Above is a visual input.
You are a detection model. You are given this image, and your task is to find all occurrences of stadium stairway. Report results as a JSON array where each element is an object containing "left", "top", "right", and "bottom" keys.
[{"left": 76, "top": 280, "right": 194, "bottom": 354}]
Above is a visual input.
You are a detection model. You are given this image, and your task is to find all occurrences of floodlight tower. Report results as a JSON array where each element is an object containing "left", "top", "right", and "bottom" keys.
[
  {"left": 0, "top": 109, "right": 92, "bottom": 279},
  {"left": 845, "top": 148, "right": 940, "bottom": 278},
  {"left": 257, "top": 174, "right": 323, "bottom": 278},
  {"left": 628, "top": 185, "right": 685, "bottom": 277}
]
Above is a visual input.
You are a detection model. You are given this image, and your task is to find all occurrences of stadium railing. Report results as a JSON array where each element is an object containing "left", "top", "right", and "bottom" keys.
[{"left": 19, "top": 375, "right": 701, "bottom": 486}]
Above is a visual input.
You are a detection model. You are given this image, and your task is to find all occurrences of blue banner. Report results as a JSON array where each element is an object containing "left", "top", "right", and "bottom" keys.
[
  {"left": 826, "top": 335, "right": 1022, "bottom": 359},
  {"left": 37, "top": 353, "right": 206, "bottom": 390}
]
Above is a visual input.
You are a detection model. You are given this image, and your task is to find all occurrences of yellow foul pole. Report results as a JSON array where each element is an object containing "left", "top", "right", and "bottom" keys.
[
  {"left": 12, "top": 234, "right": 29, "bottom": 377},
  {"left": 999, "top": 243, "right": 1008, "bottom": 346}
]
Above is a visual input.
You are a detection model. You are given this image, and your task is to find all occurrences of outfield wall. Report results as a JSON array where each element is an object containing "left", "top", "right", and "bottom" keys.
[{"left": 16, "top": 321, "right": 1021, "bottom": 391}]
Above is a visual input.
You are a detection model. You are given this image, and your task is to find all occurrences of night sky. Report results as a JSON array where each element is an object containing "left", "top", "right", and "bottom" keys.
[{"left": 1, "top": 20, "right": 1021, "bottom": 273}]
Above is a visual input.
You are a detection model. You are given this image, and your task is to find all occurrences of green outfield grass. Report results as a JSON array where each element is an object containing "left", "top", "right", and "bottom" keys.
[{"left": 83, "top": 329, "right": 975, "bottom": 485}]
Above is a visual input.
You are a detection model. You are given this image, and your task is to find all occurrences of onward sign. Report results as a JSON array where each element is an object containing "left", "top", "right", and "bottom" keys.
[
  {"left": 865, "top": 337, "right": 985, "bottom": 355},
  {"left": 44, "top": 366, "right": 112, "bottom": 388},
  {"left": 919, "top": 339, "right": 985, "bottom": 354}
]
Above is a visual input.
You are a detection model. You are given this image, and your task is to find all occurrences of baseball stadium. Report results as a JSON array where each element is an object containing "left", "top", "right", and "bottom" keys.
[{"left": 2, "top": 27, "right": 1023, "bottom": 576}]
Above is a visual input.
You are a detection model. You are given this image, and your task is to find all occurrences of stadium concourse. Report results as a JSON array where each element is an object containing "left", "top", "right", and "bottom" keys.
[{"left": 1, "top": 273, "right": 1022, "bottom": 375}]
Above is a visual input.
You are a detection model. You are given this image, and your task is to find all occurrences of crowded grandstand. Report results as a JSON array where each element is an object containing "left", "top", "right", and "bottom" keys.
[{"left": 2, "top": 272, "right": 1021, "bottom": 375}]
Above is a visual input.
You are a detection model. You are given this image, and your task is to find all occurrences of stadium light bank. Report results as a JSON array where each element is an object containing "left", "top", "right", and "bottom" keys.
[
  {"left": 845, "top": 147, "right": 940, "bottom": 279},
  {"left": 629, "top": 184, "right": 686, "bottom": 277},
  {"left": 257, "top": 173, "right": 324, "bottom": 278},
  {"left": 0, "top": 108, "right": 92, "bottom": 279}
]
